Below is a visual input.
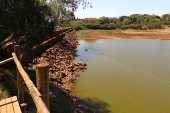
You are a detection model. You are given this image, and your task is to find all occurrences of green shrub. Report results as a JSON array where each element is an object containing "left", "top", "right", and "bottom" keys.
[
  {"left": 96, "top": 17, "right": 112, "bottom": 24},
  {"left": 162, "top": 14, "right": 170, "bottom": 25},
  {"left": 85, "top": 23, "right": 117, "bottom": 30},
  {"left": 85, "top": 23, "right": 100, "bottom": 29},
  {"left": 71, "top": 22, "right": 86, "bottom": 30}
]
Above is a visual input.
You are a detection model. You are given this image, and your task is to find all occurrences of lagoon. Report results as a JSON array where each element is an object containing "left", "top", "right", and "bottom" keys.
[{"left": 75, "top": 38, "right": 170, "bottom": 113}]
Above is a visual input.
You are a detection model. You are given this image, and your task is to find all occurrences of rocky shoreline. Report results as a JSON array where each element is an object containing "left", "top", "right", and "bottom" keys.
[
  {"left": 33, "top": 31, "right": 98, "bottom": 113},
  {"left": 34, "top": 31, "right": 87, "bottom": 92}
]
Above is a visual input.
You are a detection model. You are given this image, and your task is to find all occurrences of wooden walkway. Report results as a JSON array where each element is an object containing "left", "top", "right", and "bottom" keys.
[{"left": 0, "top": 96, "right": 22, "bottom": 113}]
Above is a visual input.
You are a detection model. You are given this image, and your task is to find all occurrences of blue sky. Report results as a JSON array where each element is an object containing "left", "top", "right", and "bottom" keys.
[{"left": 75, "top": 0, "right": 170, "bottom": 18}]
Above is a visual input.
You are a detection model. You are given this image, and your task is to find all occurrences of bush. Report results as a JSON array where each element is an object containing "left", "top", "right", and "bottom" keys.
[
  {"left": 162, "top": 14, "right": 170, "bottom": 25},
  {"left": 96, "top": 17, "right": 112, "bottom": 24},
  {"left": 85, "top": 23, "right": 100, "bottom": 29},
  {"left": 71, "top": 22, "right": 85, "bottom": 30},
  {"left": 120, "top": 24, "right": 142, "bottom": 29},
  {"left": 98, "top": 24, "right": 117, "bottom": 29},
  {"left": 85, "top": 23, "right": 117, "bottom": 30}
]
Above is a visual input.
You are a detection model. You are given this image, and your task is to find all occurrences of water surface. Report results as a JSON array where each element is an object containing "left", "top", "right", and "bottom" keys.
[{"left": 75, "top": 38, "right": 170, "bottom": 113}]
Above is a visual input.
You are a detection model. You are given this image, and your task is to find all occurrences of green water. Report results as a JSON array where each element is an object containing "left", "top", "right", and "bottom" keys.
[{"left": 75, "top": 39, "right": 170, "bottom": 113}]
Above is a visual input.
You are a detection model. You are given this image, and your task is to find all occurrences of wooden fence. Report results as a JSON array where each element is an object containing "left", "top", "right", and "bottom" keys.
[
  {"left": 0, "top": 28, "right": 75, "bottom": 113},
  {"left": 0, "top": 45, "right": 50, "bottom": 113}
]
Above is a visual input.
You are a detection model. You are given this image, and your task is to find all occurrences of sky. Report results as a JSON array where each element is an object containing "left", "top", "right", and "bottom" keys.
[{"left": 75, "top": 0, "right": 170, "bottom": 18}]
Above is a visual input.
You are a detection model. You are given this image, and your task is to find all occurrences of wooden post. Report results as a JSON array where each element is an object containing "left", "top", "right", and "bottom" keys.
[
  {"left": 35, "top": 63, "right": 49, "bottom": 109},
  {"left": 14, "top": 45, "right": 24, "bottom": 103}
]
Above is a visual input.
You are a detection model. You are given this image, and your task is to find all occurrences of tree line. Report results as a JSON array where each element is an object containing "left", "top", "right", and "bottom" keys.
[{"left": 71, "top": 14, "right": 170, "bottom": 30}]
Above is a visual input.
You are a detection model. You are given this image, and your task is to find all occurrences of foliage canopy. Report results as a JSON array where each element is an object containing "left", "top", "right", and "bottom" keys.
[{"left": 0, "top": 0, "right": 90, "bottom": 49}]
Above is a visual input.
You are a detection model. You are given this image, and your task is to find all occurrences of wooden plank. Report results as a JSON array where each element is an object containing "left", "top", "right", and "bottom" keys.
[
  {"left": 0, "top": 97, "right": 17, "bottom": 107},
  {"left": 0, "top": 57, "right": 13, "bottom": 66},
  {"left": 12, "top": 53, "right": 50, "bottom": 113},
  {"left": 11, "top": 96, "right": 22, "bottom": 113},
  {"left": 6, "top": 97, "right": 14, "bottom": 113},
  {"left": 0, "top": 98, "right": 5, "bottom": 106},
  {"left": 0, "top": 99, "right": 6, "bottom": 113}
]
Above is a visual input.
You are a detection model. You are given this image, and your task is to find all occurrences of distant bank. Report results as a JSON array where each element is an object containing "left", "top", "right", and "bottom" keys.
[{"left": 76, "top": 28, "right": 170, "bottom": 40}]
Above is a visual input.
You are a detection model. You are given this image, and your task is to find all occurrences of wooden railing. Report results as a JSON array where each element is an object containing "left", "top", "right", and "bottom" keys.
[
  {"left": 0, "top": 45, "right": 50, "bottom": 113},
  {"left": 12, "top": 53, "right": 50, "bottom": 113},
  {"left": 0, "top": 28, "right": 74, "bottom": 113},
  {"left": 0, "top": 57, "right": 13, "bottom": 66}
]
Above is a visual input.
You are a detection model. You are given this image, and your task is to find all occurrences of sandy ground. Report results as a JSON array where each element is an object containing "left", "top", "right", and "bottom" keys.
[{"left": 77, "top": 28, "right": 170, "bottom": 40}]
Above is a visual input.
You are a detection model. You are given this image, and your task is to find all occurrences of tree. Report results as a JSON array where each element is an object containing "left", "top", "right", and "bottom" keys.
[
  {"left": 96, "top": 17, "right": 112, "bottom": 24},
  {"left": 0, "top": 0, "right": 54, "bottom": 48},
  {"left": 143, "top": 15, "right": 161, "bottom": 29},
  {"left": 130, "top": 14, "right": 144, "bottom": 25},
  {"left": 162, "top": 14, "right": 170, "bottom": 25},
  {"left": 39, "top": 0, "right": 91, "bottom": 22},
  {"left": 0, "top": 0, "right": 90, "bottom": 49},
  {"left": 112, "top": 18, "right": 119, "bottom": 24},
  {"left": 119, "top": 16, "right": 132, "bottom": 25}
]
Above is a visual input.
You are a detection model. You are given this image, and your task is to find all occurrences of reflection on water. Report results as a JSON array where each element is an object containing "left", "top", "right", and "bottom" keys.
[
  {"left": 75, "top": 38, "right": 170, "bottom": 113},
  {"left": 77, "top": 97, "right": 112, "bottom": 113}
]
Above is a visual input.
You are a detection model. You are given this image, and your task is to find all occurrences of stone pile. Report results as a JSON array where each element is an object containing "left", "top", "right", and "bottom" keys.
[{"left": 34, "top": 31, "right": 87, "bottom": 91}]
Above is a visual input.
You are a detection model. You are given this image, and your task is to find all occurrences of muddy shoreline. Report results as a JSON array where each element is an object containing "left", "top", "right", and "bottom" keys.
[{"left": 77, "top": 28, "right": 170, "bottom": 40}]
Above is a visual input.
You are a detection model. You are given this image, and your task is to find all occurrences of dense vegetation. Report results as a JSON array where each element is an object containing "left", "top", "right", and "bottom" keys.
[
  {"left": 70, "top": 14, "right": 170, "bottom": 30},
  {"left": 0, "top": 0, "right": 90, "bottom": 50}
]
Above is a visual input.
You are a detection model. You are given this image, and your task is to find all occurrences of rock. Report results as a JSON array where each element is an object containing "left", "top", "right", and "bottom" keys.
[{"left": 34, "top": 31, "right": 87, "bottom": 92}]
